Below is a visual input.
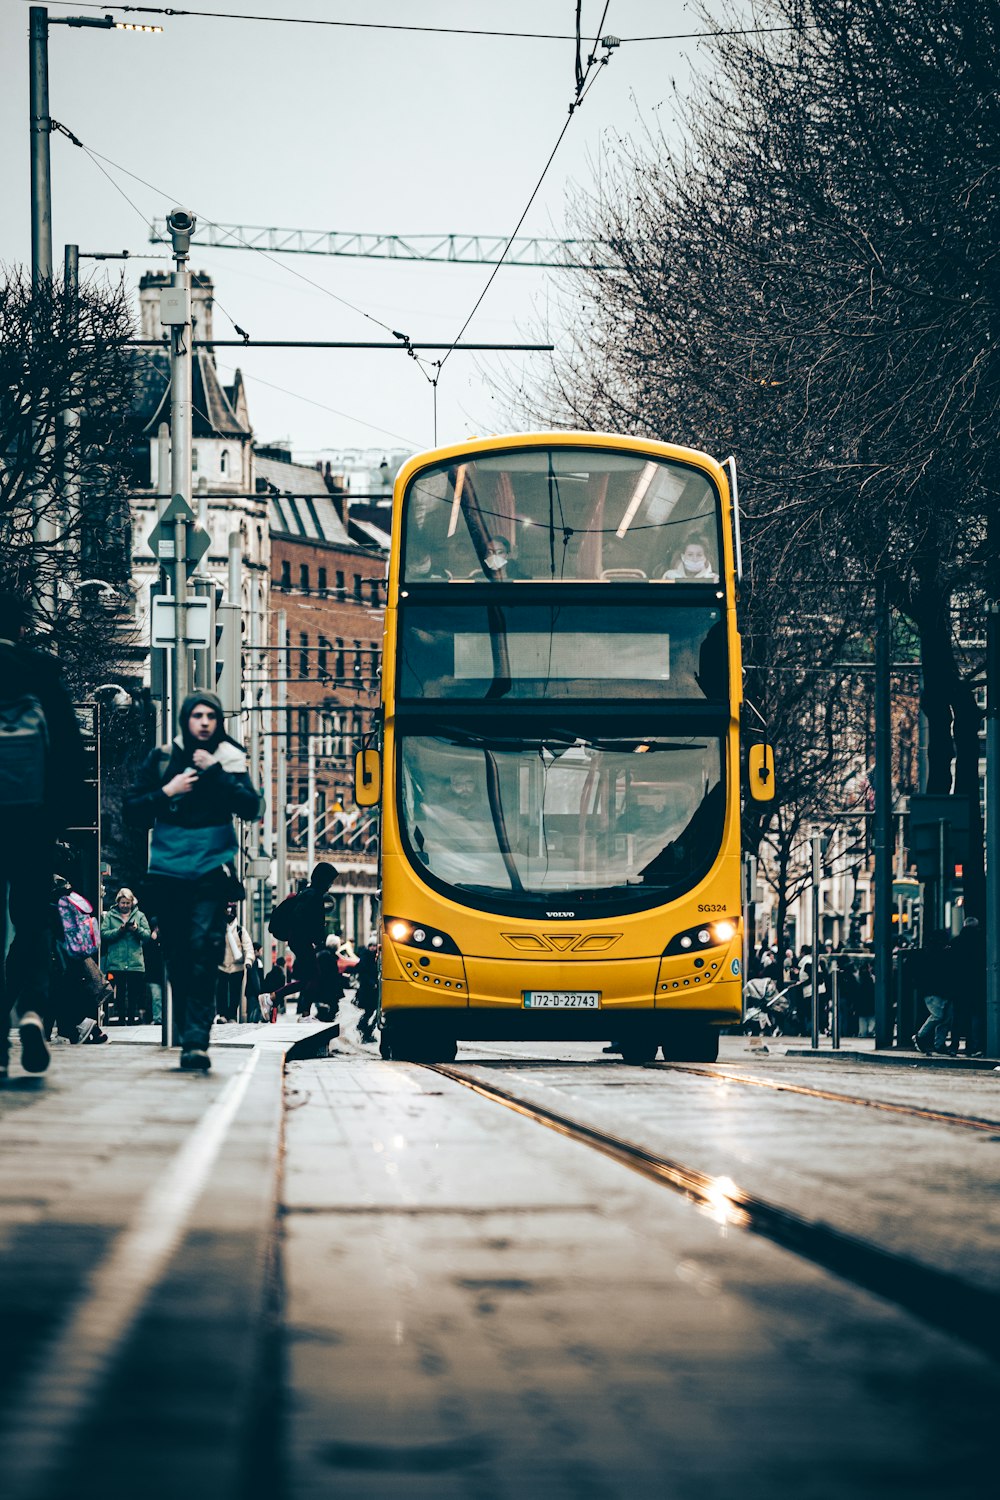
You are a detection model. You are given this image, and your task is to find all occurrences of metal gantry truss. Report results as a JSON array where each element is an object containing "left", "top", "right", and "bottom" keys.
[{"left": 149, "top": 220, "right": 616, "bottom": 270}]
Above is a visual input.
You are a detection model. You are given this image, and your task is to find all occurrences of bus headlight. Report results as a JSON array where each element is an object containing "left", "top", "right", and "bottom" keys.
[
  {"left": 384, "top": 917, "right": 461, "bottom": 955},
  {"left": 663, "top": 919, "right": 738, "bottom": 956}
]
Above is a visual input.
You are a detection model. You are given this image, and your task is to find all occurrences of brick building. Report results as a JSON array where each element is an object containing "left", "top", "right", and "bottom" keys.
[{"left": 259, "top": 449, "right": 388, "bottom": 942}]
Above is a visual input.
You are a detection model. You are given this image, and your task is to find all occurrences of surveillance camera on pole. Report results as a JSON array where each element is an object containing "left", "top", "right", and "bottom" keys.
[{"left": 166, "top": 207, "right": 196, "bottom": 258}]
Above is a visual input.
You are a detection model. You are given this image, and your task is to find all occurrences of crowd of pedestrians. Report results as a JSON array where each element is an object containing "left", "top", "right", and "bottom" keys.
[
  {"left": 1, "top": 617, "right": 382, "bottom": 1082},
  {"left": 746, "top": 922, "right": 987, "bottom": 1056}
]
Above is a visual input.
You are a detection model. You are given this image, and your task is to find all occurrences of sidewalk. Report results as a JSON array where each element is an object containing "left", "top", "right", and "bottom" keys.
[{"left": 0, "top": 1007, "right": 336, "bottom": 1500}]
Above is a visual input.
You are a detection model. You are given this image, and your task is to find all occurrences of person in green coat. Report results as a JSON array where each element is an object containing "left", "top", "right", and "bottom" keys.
[{"left": 101, "top": 888, "right": 151, "bottom": 1024}]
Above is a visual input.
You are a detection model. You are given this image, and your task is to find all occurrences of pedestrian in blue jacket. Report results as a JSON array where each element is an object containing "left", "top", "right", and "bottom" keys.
[{"left": 126, "top": 692, "right": 260, "bottom": 1071}]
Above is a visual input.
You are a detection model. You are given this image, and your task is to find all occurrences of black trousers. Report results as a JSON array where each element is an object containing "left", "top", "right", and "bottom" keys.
[
  {"left": 113, "top": 970, "right": 147, "bottom": 1024},
  {"left": 215, "top": 970, "right": 244, "bottom": 1022},
  {"left": 0, "top": 813, "right": 54, "bottom": 1064},
  {"left": 152, "top": 875, "right": 228, "bottom": 1052}
]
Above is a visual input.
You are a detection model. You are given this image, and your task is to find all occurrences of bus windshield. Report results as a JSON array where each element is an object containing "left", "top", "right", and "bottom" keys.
[
  {"left": 401, "top": 446, "right": 721, "bottom": 584},
  {"left": 399, "top": 729, "right": 724, "bottom": 912}
]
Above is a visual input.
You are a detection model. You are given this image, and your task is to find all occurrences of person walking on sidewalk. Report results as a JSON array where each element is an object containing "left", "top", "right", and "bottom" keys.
[
  {"left": 126, "top": 692, "right": 261, "bottom": 1073},
  {"left": 950, "top": 916, "right": 986, "bottom": 1058},
  {"left": 215, "top": 903, "right": 254, "bottom": 1022},
  {"left": 270, "top": 861, "right": 338, "bottom": 1020},
  {"left": 0, "top": 592, "right": 88, "bottom": 1080},
  {"left": 913, "top": 930, "right": 954, "bottom": 1056},
  {"left": 101, "top": 888, "right": 151, "bottom": 1024}
]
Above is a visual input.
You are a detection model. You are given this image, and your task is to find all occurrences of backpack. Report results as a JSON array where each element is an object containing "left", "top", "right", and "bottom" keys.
[
  {"left": 268, "top": 892, "right": 303, "bottom": 941},
  {"left": 0, "top": 693, "right": 48, "bottom": 807},
  {"left": 58, "top": 891, "right": 100, "bottom": 959}
]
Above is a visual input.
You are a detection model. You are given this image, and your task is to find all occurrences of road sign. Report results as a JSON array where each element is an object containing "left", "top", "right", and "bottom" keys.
[
  {"left": 151, "top": 596, "right": 212, "bottom": 649},
  {"left": 147, "top": 493, "right": 211, "bottom": 574},
  {"left": 246, "top": 856, "right": 272, "bottom": 879}
]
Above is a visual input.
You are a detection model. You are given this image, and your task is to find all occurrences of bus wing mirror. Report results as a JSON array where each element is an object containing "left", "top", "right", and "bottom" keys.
[
  {"left": 748, "top": 744, "right": 775, "bottom": 803},
  {"left": 354, "top": 749, "right": 381, "bottom": 807}
]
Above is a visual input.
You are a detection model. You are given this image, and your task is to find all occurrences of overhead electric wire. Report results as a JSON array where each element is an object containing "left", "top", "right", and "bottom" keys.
[
  {"left": 40, "top": 2, "right": 821, "bottom": 45},
  {"left": 55, "top": 127, "right": 408, "bottom": 344},
  {"left": 222, "top": 366, "right": 422, "bottom": 448},
  {"left": 434, "top": 2, "right": 613, "bottom": 410}
]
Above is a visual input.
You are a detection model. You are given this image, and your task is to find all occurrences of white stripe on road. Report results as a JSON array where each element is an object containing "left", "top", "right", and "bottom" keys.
[{"left": 0, "top": 1048, "right": 262, "bottom": 1500}]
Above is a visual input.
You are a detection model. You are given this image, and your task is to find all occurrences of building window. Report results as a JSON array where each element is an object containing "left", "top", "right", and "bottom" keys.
[
  {"left": 280, "top": 559, "right": 291, "bottom": 589},
  {"left": 353, "top": 639, "right": 363, "bottom": 679},
  {"left": 368, "top": 578, "right": 380, "bottom": 606},
  {"left": 336, "top": 638, "right": 345, "bottom": 681},
  {"left": 299, "top": 563, "right": 310, "bottom": 592},
  {"left": 336, "top": 570, "right": 345, "bottom": 597},
  {"left": 298, "top": 709, "right": 310, "bottom": 762},
  {"left": 299, "top": 632, "right": 309, "bottom": 678},
  {"left": 318, "top": 636, "right": 330, "bottom": 680},
  {"left": 318, "top": 566, "right": 327, "bottom": 593},
  {"left": 220, "top": 449, "right": 230, "bottom": 475},
  {"left": 192, "top": 448, "right": 199, "bottom": 473}
]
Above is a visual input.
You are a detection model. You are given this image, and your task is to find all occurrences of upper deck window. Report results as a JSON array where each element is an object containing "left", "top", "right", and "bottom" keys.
[{"left": 401, "top": 447, "right": 721, "bottom": 585}]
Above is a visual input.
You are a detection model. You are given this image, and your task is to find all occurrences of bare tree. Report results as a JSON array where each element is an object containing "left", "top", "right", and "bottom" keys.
[
  {"left": 515, "top": 0, "right": 998, "bottom": 912},
  {"left": 1, "top": 266, "right": 138, "bottom": 692}
]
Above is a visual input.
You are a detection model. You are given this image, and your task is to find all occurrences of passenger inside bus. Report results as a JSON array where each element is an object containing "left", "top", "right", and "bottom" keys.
[
  {"left": 401, "top": 450, "right": 723, "bottom": 585},
  {"left": 662, "top": 538, "right": 719, "bottom": 582}
]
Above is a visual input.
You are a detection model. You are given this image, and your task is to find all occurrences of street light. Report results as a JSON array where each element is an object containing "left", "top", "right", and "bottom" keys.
[{"left": 29, "top": 7, "right": 163, "bottom": 286}]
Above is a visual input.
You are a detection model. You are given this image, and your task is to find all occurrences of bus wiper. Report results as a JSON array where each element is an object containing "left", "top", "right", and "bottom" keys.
[{"left": 483, "top": 749, "right": 523, "bottom": 892}]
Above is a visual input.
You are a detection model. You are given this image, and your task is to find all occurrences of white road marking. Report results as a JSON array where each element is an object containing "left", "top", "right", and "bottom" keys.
[{"left": 0, "top": 1049, "right": 262, "bottom": 1500}]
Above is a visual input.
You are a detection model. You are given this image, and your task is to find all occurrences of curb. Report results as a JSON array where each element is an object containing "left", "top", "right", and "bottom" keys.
[{"left": 785, "top": 1048, "right": 999, "bottom": 1071}]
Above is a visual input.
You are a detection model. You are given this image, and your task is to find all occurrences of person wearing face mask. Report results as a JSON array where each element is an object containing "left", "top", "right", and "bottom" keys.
[
  {"left": 125, "top": 692, "right": 261, "bottom": 1072},
  {"left": 662, "top": 537, "right": 719, "bottom": 582}
]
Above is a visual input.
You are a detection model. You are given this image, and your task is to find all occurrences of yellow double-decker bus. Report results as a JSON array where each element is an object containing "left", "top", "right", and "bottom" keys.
[{"left": 357, "top": 433, "right": 768, "bottom": 1064}]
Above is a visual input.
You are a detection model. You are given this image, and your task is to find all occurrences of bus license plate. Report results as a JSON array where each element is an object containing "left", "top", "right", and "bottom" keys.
[{"left": 523, "top": 991, "right": 601, "bottom": 1009}]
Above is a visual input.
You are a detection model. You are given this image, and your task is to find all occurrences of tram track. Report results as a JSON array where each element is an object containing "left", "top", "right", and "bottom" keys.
[
  {"left": 427, "top": 1061, "right": 1000, "bottom": 1366},
  {"left": 458, "top": 1042, "right": 1000, "bottom": 1135},
  {"left": 646, "top": 1061, "right": 1000, "bottom": 1134}
]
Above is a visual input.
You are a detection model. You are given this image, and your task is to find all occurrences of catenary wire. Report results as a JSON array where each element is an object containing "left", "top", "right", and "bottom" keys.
[
  {"left": 55, "top": 128, "right": 406, "bottom": 343},
  {"left": 40, "top": 3, "right": 822, "bottom": 45},
  {"left": 437, "top": 4, "right": 613, "bottom": 381}
]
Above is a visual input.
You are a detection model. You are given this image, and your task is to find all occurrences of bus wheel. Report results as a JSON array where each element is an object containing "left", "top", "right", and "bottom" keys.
[
  {"left": 661, "top": 1026, "right": 719, "bottom": 1063},
  {"left": 619, "top": 1037, "right": 658, "bottom": 1065},
  {"left": 381, "top": 1016, "right": 455, "bottom": 1064}
]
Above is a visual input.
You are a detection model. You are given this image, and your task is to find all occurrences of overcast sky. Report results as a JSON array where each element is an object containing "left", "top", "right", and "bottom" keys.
[{"left": 1, "top": 0, "right": 743, "bottom": 460}]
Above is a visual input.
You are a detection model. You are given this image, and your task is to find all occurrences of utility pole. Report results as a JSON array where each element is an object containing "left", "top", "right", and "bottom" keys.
[
  {"left": 29, "top": 8, "right": 52, "bottom": 286},
  {"left": 987, "top": 600, "right": 1000, "bottom": 1058},
  {"left": 60, "top": 244, "right": 80, "bottom": 564},
  {"left": 873, "top": 577, "right": 893, "bottom": 1048},
  {"left": 162, "top": 209, "right": 197, "bottom": 713},
  {"left": 307, "top": 735, "right": 318, "bottom": 875},
  {"left": 275, "top": 610, "right": 289, "bottom": 946},
  {"left": 811, "top": 830, "right": 822, "bottom": 1050}
]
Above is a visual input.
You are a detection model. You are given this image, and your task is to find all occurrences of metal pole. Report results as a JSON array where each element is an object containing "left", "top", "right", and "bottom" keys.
[
  {"left": 307, "top": 735, "right": 317, "bottom": 875},
  {"left": 873, "top": 577, "right": 893, "bottom": 1048},
  {"left": 29, "top": 8, "right": 52, "bottom": 287},
  {"left": 937, "top": 819, "right": 947, "bottom": 932},
  {"left": 168, "top": 231, "right": 193, "bottom": 519},
  {"left": 987, "top": 599, "right": 1000, "bottom": 1058},
  {"left": 275, "top": 610, "right": 288, "bottom": 953},
  {"left": 249, "top": 575, "right": 263, "bottom": 949},
  {"left": 830, "top": 955, "right": 840, "bottom": 1050},
  {"left": 811, "top": 830, "right": 821, "bottom": 1050},
  {"left": 60, "top": 243, "right": 80, "bottom": 564},
  {"left": 171, "top": 516, "right": 189, "bottom": 714}
]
